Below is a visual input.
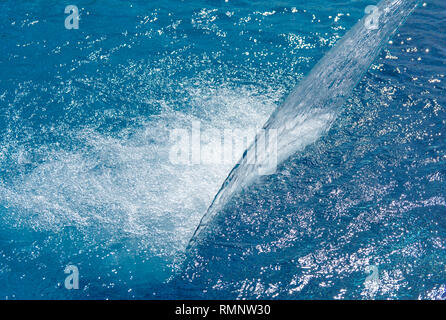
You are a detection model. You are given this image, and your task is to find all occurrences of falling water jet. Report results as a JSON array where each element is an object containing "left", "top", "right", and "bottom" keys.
[{"left": 188, "top": 0, "right": 421, "bottom": 249}]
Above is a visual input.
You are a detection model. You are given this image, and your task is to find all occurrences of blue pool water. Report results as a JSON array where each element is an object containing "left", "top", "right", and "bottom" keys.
[{"left": 0, "top": 0, "right": 445, "bottom": 299}]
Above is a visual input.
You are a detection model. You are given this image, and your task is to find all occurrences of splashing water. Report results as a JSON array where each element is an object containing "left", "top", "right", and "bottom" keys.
[
  {"left": 1, "top": 0, "right": 444, "bottom": 299},
  {"left": 189, "top": 0, "right": 422, "bottom": 247},
  {"left": 0, "top": 86, "right": 276, "bottom": 256},
  {"left": 179, "top": 0, "right": 428, "bottom": 299}
]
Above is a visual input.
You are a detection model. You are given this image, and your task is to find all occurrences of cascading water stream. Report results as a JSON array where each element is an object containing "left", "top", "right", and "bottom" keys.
[{"left": 188, "top": 0, "right": 422, "bottom": 249}]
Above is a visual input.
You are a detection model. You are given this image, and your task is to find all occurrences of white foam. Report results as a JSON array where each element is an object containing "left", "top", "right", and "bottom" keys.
[{"left": 0, "top": 85, "right": 276, "bottom": 259}]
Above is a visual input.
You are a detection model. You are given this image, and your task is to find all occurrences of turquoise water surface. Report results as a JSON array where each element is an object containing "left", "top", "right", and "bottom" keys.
[{"left": 0, "top": 0, "right": 445, "bottom": 299}]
